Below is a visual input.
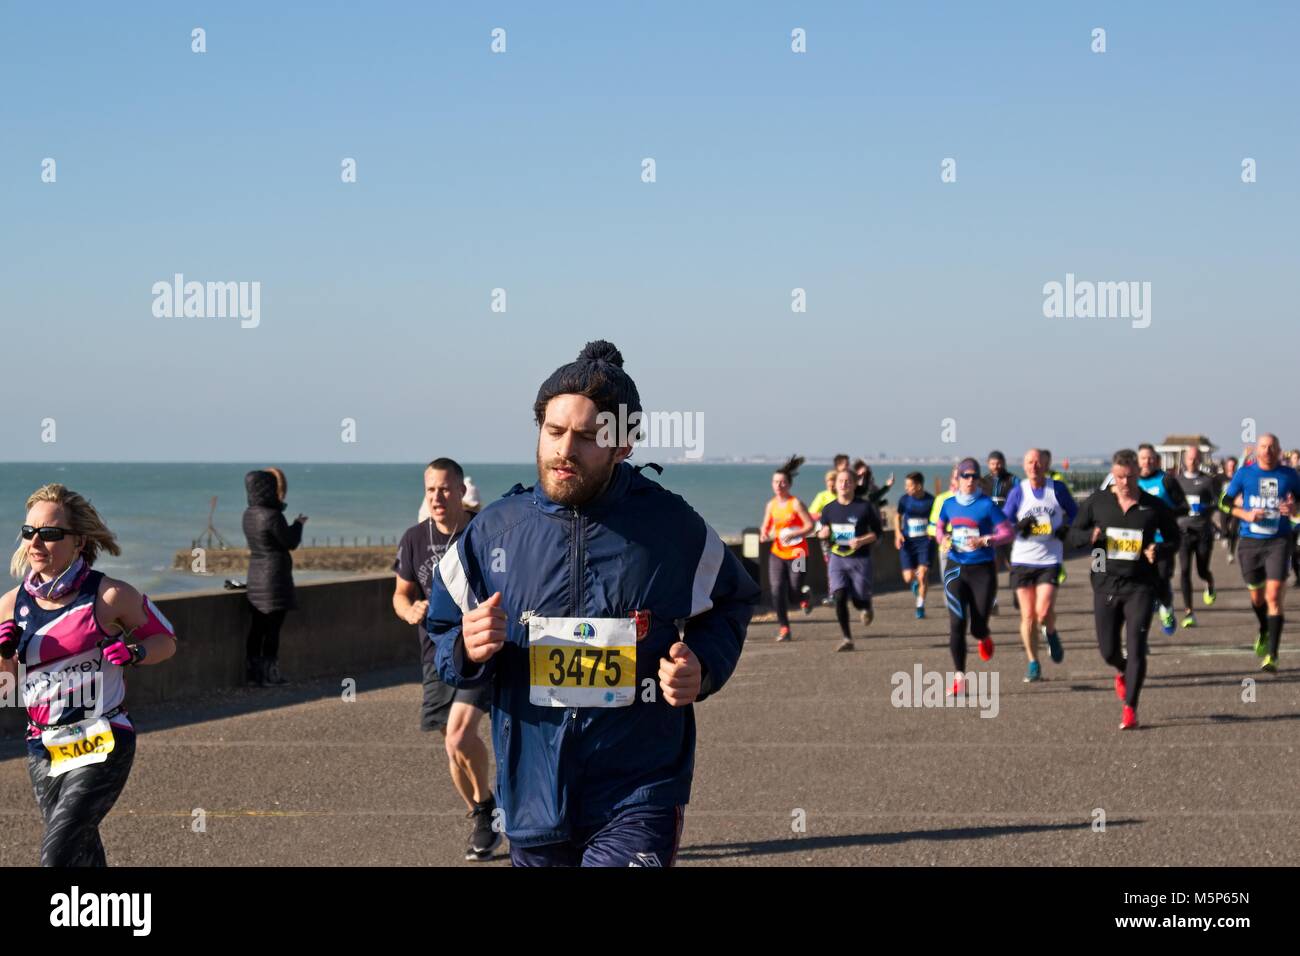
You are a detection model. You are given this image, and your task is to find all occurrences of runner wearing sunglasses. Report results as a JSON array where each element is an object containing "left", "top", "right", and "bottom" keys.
[
  {"left": 933, "top": 459, "right": 1015, "bottom": 696},
  {"left": 0, "top": 484, "right": 178, "bottom": 866}
]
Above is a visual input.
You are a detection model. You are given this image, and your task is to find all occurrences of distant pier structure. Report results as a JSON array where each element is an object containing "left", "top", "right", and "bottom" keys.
[{"left": 1155, "top": 434, "right": 1218, "bottom": 471}]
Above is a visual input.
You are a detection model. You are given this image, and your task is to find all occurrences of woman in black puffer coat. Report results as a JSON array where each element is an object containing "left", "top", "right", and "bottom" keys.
[{"left": 242, "top": 467, "right": 307, "bottom": 686}]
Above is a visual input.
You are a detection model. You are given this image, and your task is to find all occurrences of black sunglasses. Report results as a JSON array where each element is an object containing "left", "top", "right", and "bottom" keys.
[
  {"left": 959, "top": 472, "right": 979, "bottom": 480},
  {"left": 20, "top": 525, "right": 76, "bottom": 542}
]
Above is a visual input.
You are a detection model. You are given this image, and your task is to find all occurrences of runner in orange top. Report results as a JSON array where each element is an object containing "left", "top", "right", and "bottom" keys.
[{"left": 760, "top": 455, "right": 815, "bottom": 641}]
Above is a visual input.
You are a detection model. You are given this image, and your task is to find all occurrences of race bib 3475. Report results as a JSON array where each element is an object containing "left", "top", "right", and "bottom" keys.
[{"left": 528, "top": 617, "right": 637, "bottom": 708}]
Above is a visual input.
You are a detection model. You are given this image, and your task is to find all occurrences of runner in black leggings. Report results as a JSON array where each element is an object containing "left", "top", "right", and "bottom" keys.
[
  {"left": 1220, "top": 456, "right": 1240, "bottom": 564},
  {"left": 1068, "top": 449, "right": 1181, "bottom": 730},
  {"left": 760, "top": 456, "right": 815, "bottom": 641},
  {"left": 933, "top": 459, "right": 1014, "bottom": 693},
  {"left": 1, "top": 483, "right": 178, "bottom": 866},
  {"left": 1173, "top": 445, "right": 1220, "bottom": 627}
]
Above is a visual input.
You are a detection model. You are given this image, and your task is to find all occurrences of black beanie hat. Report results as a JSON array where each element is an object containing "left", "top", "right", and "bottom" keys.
[{"left": 533, "top": 340, "right": 642, "bottom": 426}]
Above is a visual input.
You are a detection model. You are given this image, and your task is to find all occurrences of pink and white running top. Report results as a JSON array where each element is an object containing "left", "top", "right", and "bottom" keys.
[{"left": 14, "top": 568, "right": 134, "bottom": 738}]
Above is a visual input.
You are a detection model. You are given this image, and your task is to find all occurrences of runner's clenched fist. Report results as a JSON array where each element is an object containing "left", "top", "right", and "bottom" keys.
[
  {"left": 658, "top": 641, "right": 702, "bottom": 706},
  {"left": 462, "top": 591, "right": 508, "bottom": 663}
]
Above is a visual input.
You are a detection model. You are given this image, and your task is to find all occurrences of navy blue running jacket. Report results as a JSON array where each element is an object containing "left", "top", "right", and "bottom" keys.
[{"left": 428, "top": 462, "right": 759, "bottom": 848}]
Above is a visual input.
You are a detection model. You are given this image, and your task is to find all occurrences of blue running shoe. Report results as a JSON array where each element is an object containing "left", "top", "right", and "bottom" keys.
[
  {"left": 1024, "top": 660, "right": 1042, "bottom": 683},
  {"left": 911, "top": 580, "right": 919, "bottom": 596},
  {"left": 1158, "top": 606, "right": 1176, "bottom": 636},
  {"left": 914, "top": 606, "right": 925, "bottom": 619}
]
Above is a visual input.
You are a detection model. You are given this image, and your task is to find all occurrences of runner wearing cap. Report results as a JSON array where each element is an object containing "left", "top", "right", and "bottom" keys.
[
  {"left": 933, "top": 458, "right": 1015, "bottom": 696},
  {"left": 428, "top": 340, "right": 759, "bottom": 866}
]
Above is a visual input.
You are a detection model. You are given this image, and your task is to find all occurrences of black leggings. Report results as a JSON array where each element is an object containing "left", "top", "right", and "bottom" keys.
[
  {"left": 833, "top": 588, "right": 871, "bottom": 638},
  {"left": 28, "top": 729, "right": 137, "bottom": 867},
  {"left": 768, "top": 553, "right": 805, "bottom": 628},
  {"left": 247, "top": 606, "right": 287, "bottom": 662},
  {"left": 1093, "top": 587, "right": 1152, "bottom": 709},
  {"left": 1154, "top": 555, "right": 1175, "bottom": 609},
  {"left": 1178, "top": 527, "right": 1215, "bottom": 609},
  {"left": 1222, "top": 515, "right": 1239, "bottom": 557},
  {"left": 943, "top": 561, "right": 996, "bottom": 671}
]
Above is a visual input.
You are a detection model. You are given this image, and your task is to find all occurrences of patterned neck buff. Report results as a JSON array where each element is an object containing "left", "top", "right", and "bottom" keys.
[{"left": 24, "top": 555, "right": 89, "bottom": 601}]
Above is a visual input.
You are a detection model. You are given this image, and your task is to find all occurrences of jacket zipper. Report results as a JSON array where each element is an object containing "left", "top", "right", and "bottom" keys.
[{"left": 568, "top": 508, "right": 583, "bottom": 724}]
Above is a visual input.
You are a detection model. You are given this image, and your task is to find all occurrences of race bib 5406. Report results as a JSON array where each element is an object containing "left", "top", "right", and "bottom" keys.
[{"left": 42, "top": 717, "right": 115, "bottom": 778}]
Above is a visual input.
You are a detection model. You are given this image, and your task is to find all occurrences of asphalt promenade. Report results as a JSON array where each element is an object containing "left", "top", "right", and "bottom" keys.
[{"left": 2, "top": 546, "right": 1296, "bottom": 866}]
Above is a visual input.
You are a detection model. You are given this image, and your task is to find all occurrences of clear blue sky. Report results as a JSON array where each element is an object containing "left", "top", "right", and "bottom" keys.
[{"left": 2, "top": 1, "right": 1296, "bottom": 463}]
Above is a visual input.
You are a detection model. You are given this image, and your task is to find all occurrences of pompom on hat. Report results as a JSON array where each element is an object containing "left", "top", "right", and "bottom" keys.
[{"left": 533, "top": 340, "right": 642, "bottom": 426}]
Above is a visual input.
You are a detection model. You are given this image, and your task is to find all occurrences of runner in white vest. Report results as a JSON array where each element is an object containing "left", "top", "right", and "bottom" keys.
[{"left": 1003, "top": 449, "right": 1078, "bottom": 683}]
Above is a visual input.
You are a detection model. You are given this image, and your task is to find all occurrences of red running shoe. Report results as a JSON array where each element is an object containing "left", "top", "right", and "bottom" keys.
[
  {"left": 978, "top": 637, "right": 994, "bottom": 662},
  {"left": 1119, "top": 705, "right": 1138, "bottom": 730},
  {"left": 1114, "top": 673, "right": 1127, "bottom": 702},
  {"left": 948, "top": 674, "right": 965, "bottom": 697}
]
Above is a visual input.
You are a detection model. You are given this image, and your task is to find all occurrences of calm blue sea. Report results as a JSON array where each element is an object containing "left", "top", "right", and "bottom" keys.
[{"left": 0, "top": 462, "right": 952, "bottom": 595}]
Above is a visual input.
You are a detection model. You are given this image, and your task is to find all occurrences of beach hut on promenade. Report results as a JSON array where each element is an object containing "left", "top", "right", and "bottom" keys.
[{"left": 1155, "top": 434, "right": 1217, "bottom": 471}]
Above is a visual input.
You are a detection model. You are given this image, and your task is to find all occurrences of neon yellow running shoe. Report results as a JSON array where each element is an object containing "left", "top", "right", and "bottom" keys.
[
  {"left": 1261, "top": 654, "right": 1278, "bottom": 673},
  {"left": 1057, "top": 566, "right": 1067, "bottom": 586},
  {"left": 1254, "top": 632, "right": 1268, "bottom": 657},
  {"left": 1203, "top": 587, "right": 1216, "bottom": 606},
  {"left": 1180, "top": 613, "right": 1197, "bottom": 629}
]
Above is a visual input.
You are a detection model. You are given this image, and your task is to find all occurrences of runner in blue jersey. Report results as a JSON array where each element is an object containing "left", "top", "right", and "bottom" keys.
[
  {"left": 1289, "top": 449, "right": 1300, "bottom": 586},
  {"left": 934, "top": 458, "right": 1015, "bottom": 696},
  {"left": 1220, "top": 433, "right": 1300, "bottom": 671},
  {"left": 893, "top": 473, "right": 935, "bottom": 619},
  {"left": 1137, "top": 444, "right": 1188, "bottom": 635}
]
